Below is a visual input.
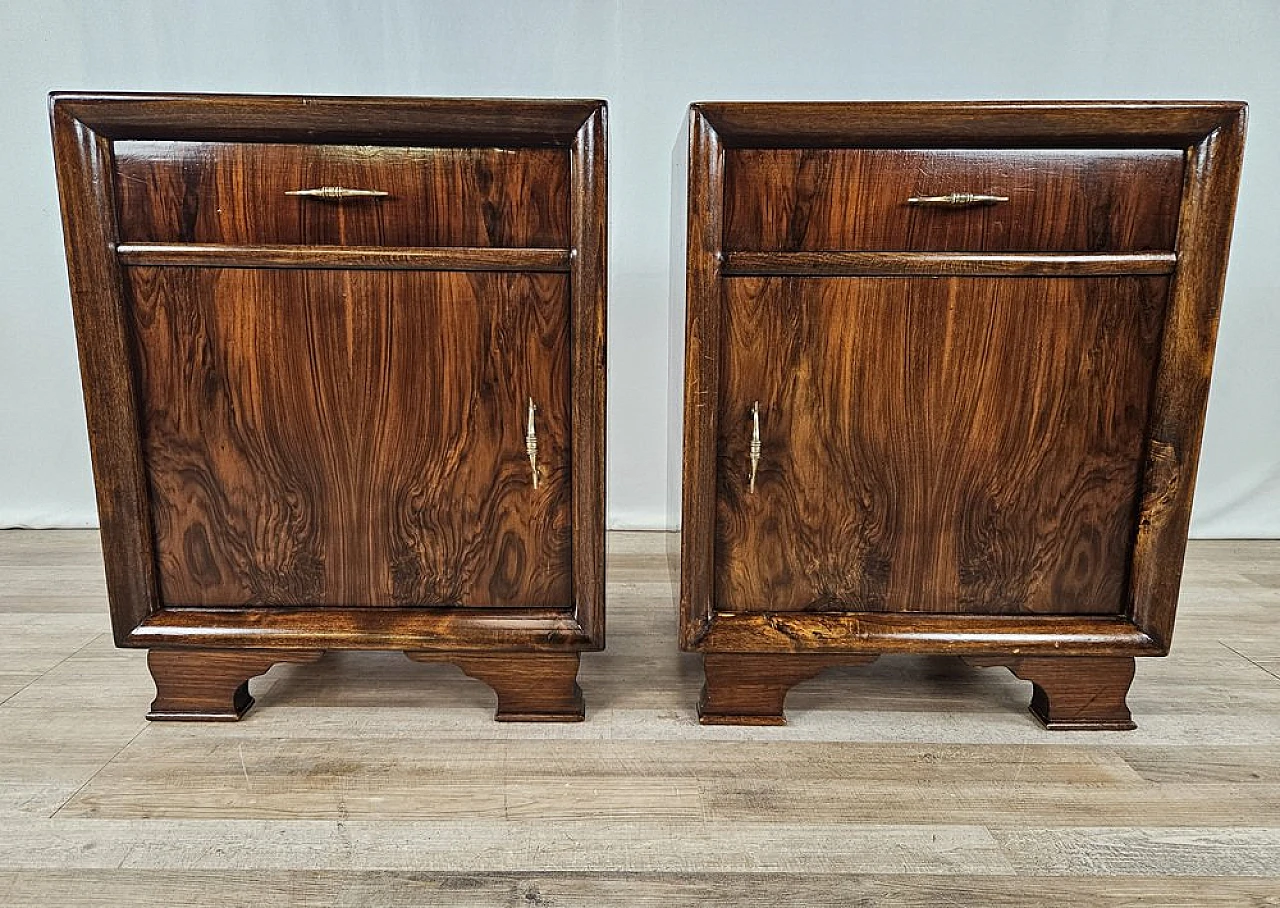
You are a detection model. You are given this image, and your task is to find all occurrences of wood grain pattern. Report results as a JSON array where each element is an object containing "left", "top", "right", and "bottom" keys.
[
  {"left": 49, "top": 100, "right": 159, "bottom": 644},
  {"left": 966, "top": 656, "right": 1137, "bottom": 730},
  {"left": 722, "top": 250, "right": 1176, "bottom": 277},
  {"left": 694, "top": 614, "right": 1160, "bottom": 656},
  {"left": 567, "top": 104, "right": 608, "bottom": 648},
  {"left": 1130, "top": 104, "right": 1249, "bottom": 651},
  {"left": 146, "top": 648, "right": 323, "bottom": 720},
  {"left": 699, "top": 653, "right": 875, "bottom": 725},
  {"left": 724, "top": 148, "right": 1183, "bottom": 252},
  {"left": 715, "top": 275, "right": 1168, "bottom": 615},
  {"left": 116, "top": 244, "right": 571, "bottom": 271},
  {"left": 407, "top": 652, "right": 584, "bottom": 721},
  {"left": 52, "top": 92, "right": 603, "bottom": 146},
  {"left": 695, "top": 100, "right": 1247, "bottom": 148},
  {"left": 126, "top": 266, "right": 573, "bottom": 609},
  {"left": 114, "top": 141, "right": 570, "bottom": 247},
  {"left": 677, "top": 105, "right": 725, "bottom": 649}
]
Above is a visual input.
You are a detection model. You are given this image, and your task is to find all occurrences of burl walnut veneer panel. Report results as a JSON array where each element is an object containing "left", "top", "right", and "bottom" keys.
[
  {"left": 127, "top": 267, "right": 573, "bottom": 610},
  {"left": 715, "top": 274, "right": 1168, "bottom": 617}
]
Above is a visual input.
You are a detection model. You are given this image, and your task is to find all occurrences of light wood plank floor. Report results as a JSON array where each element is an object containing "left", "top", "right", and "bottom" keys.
[{"left": 1, "top": 531, "right": 1279, "bottom": 906}]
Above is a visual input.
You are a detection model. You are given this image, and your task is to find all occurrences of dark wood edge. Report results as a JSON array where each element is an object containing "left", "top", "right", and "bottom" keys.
[
  {"left": 569, "top": 103, "right": 608, "bottom": 649},
  {"left": 1129, "top": 105, "right": 1248, "bottom": 651},
  {"left": 694, "top": 100, "right": 1248, "bottom": 148},
  {"left": 50, "top": 101, "right": 160, "bottom": 644},
  {"left": 125, "top": 607, "right": 595, "bottom": 651},
  {"left": 722, "top": 251, "right": 1177, "bottom": 277},
  {"left": 49, "top": 92, "right": 605, "bottom": 146},
  {"left": 693, "top": 612, "right": 1162, "bottom": 656},
  {"left": 116, "top": 244, "right": 572, "bottom": 272},
  {"left": 678, "top": 107, "right": 725, "bottom": 649}
]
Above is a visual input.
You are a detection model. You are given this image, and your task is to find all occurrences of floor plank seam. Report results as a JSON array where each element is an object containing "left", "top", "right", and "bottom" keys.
[
  {"left": 0, "top": 629, "right": 106, "bottom": 708},
  {"left": 1219, "top": 641, "right": 1280, "bottom": 684},
  {"left": 47, "top": 720, "right": 150, "bottom": 821}
]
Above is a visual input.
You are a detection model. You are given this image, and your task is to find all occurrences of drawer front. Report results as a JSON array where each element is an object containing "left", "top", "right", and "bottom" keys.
[
  {"left": 114, "top": 140, "right": 571, "bottom": 247},
  {"left": 723, "top": 148, "right": 1184, "bottom": 252}
]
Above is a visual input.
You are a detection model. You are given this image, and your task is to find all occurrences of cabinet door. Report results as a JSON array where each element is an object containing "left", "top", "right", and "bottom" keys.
[
  {"left": 126, "top": 267, "right": 572, "bottom": 609},
  {"left": 716, "top": 275, "right": 1169, "bottom": 616}
]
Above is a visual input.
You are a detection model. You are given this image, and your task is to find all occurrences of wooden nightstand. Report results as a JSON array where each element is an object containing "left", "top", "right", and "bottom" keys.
[
  {"left": 674, "top": 101, "right": 1245, "bottom": 728},
  {"left": 52, "top": 93, "right": 606, "bottom": 721}
]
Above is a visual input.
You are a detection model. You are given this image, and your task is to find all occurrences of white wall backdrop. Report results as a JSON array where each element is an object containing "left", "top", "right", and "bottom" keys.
[{"left": 1, "top": 0, "right": 1277, "bottom": 534}]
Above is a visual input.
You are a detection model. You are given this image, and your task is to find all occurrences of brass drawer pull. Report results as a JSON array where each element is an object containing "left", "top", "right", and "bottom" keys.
[
  {"left": 285, "top": 186, "right": 390, "bottom": 201},
  {"left": 526, "top": 398, "right": 540, "bottom": 489},
  {"left": 749, "top": 401, "right": 762, "bottom": 494},
  {"left": 907, "top": 192, "right": 1009, "bottom": 207}
]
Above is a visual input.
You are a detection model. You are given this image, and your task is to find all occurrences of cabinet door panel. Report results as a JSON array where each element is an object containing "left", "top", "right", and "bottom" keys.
[
  {"left": 716, "top": 276, "right": 1168, "bottom": 616},
  {"left": 126, "top": 267, "right": 572, "bottom": 609}
]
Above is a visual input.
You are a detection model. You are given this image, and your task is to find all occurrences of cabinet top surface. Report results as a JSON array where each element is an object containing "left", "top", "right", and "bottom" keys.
[
  {"left": 50, "top": 92, "right": 607, "bottom": 147},
  {"left": 689, "top": 100, "right": 1246, "bottom": 149}
]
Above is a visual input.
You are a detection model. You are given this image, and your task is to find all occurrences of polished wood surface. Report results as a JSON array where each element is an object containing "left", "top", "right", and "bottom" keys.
[
  {"left": 966, "top": 656, "right": 1138, "bottom": 730},
  {"left": 408, "top": 652, "right": 585, "bottom": 721},
  {"left": 116, "top": 243, "right": 571, "bottom": 271},
  {"left": 1130, "top": 109, "right": 1249, "bottom": 650},
  {"left": 127, "top": 266, "right": 572, "bottom": 609},
  {"left": 677, "top": 101, "right": 1247, "bottom": 727},
  {"left": 115, "top": 141, "right": 570, "bottom": 247},
  {"left": 695, "top": 99, "right": 1248, "bottom": 148},
  {"left": 52, "top": 94, "right": 607, "bottom": 717},
  {"left": 50, "top": 92, "right": 604, "bottom": 145},
  {"left": 715, "top": 275, "right": 1167, "bottom": 616},
  {"left": 721, "top": 250, "right": 1176, "bottom": 276},
  {"left": 50, "top": 97, "right": 159, "bottom": 644},
  {"left": 146, "top": 648, "right": 324, "bottom": 720},
  {"left": 699, "top": 653, "right": 875, "bottom": 725},
  {"left": 693, "top": 612, "right": 1161, "bottom": 655},
  {"left": 3, "top": 531, "right": 1280, "bottom": 903},
  {"left": 724, "top": 148, "right": 1183, "bottom": 252}
]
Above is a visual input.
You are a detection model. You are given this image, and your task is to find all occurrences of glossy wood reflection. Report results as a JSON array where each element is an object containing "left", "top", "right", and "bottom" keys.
[
  {"left": 715, "top": 275, "right": 1168, "bottom": 616},
  {"left": 126, "top": 266, "right": 573, "bottom": 609},
  {"left": 114, "top": 141, "right": 571, "bottom": 247},
  {"left": 723, "top": 148, "right": 1184, "bottom": 252}
]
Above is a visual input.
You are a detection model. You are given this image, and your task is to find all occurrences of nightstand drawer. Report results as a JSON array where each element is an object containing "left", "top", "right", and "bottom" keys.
[
  {"left": 114, "top": 140, "right": 571, "bottom": 248},
  {"left": 723, "top": 147, "right": 1184, "bottom": 253}
]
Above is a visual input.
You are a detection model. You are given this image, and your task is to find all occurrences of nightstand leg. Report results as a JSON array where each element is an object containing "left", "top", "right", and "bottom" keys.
[
  {"left": 147, "top": 648, "right": 324, "bottom": 721},
  {"left": 407, "top": 653, "right": 586, "bottom": 722},
  {"left": 697, "top": 653, "right": 875, "bottom": 725},
  {"left": 966, "top": 655, "right": 1138, "bottom": 730}
]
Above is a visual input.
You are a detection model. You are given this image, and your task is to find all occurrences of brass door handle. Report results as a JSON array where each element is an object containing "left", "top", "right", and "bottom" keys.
[
  {"left": 749, "top": 401, "right": 761, "bottom": 494},
  {"left": 285, "top": 186, "right": 390, "bottom": 200},
  {"left": 906, "top": 192, "right": 1009, "bottom": 207},
  {"left": 526, "top": 398, "right": 540, "bottom": 489}
]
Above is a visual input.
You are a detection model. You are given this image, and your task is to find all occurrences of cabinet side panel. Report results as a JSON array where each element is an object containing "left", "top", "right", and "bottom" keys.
[
  {"left": 50, "top": 105, "right": 160, "bottom": 642},
  {"left": 126, "top": 266, "right": 573, "bottom": 609},
  {"left": 716, "top": 275, "right": 1168, "bottom": 616},
  {"left": 668, "top": 110, "right": 690, "bottom": 575},
  {"left": 1130, "top": 107, "right": 1248, "bottom": 649},
  {"left": 679, "top": 109, "right": 725, "bottom": 648}
]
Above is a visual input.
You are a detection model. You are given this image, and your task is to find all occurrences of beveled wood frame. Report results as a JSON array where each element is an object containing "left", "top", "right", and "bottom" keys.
[
  {"left": 51, "top": 92, "right": 607, "bottom": 654},
  {"left": 677, "top": 100, "right": 1246, "bottom": 657}
]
